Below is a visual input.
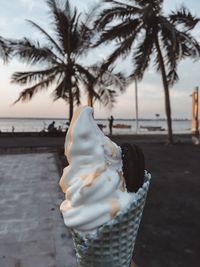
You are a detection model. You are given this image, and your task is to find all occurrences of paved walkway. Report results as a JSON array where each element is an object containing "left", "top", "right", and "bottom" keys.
[{"left": 0, "top": 153, "right": 76, "bottom": 267}]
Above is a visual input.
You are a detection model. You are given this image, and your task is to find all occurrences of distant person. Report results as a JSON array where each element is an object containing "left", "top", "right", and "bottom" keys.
[
  {"left": 12, "top": 126, "right": 15, "bottom": 133},
  {"left": 58, "top": 125, "right": 62, "bottom": 132},
  {"left": 65, "top": 121, "right": 70, "bottom": 133},
  {"left": 108, "top": 115, "right": 114, "bottom": 135},
  {"left": 48, "top": 121, "right": 56, "bottom": 133}
]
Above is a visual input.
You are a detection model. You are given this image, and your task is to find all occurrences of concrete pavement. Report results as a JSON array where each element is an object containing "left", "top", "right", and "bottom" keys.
[{"left": 0, "top": 153, "right": 76, "bottom": 267}]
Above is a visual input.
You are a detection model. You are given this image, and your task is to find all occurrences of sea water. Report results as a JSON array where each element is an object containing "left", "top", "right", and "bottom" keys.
[{"left": 0, "top": 117, "right": 192, "bottom": 134}]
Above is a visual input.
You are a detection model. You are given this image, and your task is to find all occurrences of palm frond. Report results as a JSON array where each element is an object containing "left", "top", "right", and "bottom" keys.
[
  {"left": 11, "top": 66, "right": 61, "bottom": 85},
  {"left": 27, "top": 19, "right": 64, "bottom": 57},
  {"left": 159, "top": 19, "right": 178, "bottom": 85},
  {"left": 0, "top": 36, "right": 11, "bottom": 62},
  {"left": 161, "top": 24, "right": 200, "bottom": 85},
  {"left": 169, "top": 6, "right": 199, "bottom": 30},
  {"left": 64, "top": 0, "right": 72, "bottom": 18},
  {"left": 74, "top": 64, "right": 100, "bottom": 101},
  {"left": 46, "top": 0, "right": 82, "bottom": 55},
  {"left": 77, "top": 24, "right": 92, "bottom": 55},
  {"left": 101, "top": 31, "right": 138, "bottom": 71},
  {"left": 95, "top": 18, "right": 140, "bottom": 46},
  {"left": 52, "top": 71, "right": 81, "bottom": 103},
  {"left": 160, "top": 17, "right": 177, "bottom": 51},
  {"left": 13, "top": 75, "right": 57, "bottom": 104},
  {"left": 75, "top": 63, "right": 96, "bottom": 84},
  {"left": 74, "top": 6, "right": 98, "bottom": 56},
  {"left": 69, "top": 12, "right": 83, "bottom": 54},
  {"left": 176, "top": 31, "right": 200, "bottom": 58},
  {"left": 98, "top": 86, "right": 117, "bottom": 109},
  {"left": 12, "top": 38, "right": 59, "bottom": 65},
  {"left": 52, "top": 78, "right": 68, "bottom": 101},
  {"left": 131, "top": 29, "right": 154, "bottom": 80},
  {"left": 94, "top": 5, "right": 140, "bottom": 30},
  {"left": 160, "top": 29, "right": 179, "bottom": 85},
  {"left": 87, "top": 65, "right": 126, "bottom": 108},
  {"left": 159, "top": 12, "right": 200, "bottom": 85},
  {"left": 46, "top": 0, "right": 71, "bottom": 54},
  {"left": 93, "top": 66, "right": 127, "bottom": 93},
  {"left": 166, "top": 69, "right": 179, "bottom": 85}
]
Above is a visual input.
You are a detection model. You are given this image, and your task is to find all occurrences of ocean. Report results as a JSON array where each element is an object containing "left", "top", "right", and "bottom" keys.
[{"left": 0, "top": 117, "right": 192, "bottom": 135}]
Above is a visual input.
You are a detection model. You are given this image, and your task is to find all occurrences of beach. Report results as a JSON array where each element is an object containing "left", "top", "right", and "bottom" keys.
[{"left": 0, "top": 133, "right": 199, "bottom": 266}]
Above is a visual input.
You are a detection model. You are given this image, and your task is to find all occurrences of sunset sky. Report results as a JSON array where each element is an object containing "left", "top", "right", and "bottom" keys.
[{"left": 0, "top": 0, "right": 200, "bottom": 119}]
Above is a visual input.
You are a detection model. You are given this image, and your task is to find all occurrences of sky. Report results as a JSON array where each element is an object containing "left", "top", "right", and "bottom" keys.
[{"left": 0, "top": 0, "right": 200, "bottom": 119}]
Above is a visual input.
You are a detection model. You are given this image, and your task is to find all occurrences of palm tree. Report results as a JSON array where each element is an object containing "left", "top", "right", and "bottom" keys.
[
  {"left": 11, "top": 0, "right": 97, "bottom": 121},
  {"left": 94, "top": 0, "right": 200, "bottom": 143}
]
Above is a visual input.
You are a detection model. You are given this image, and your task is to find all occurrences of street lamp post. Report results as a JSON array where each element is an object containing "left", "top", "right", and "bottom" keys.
[{"left": 135, "top": 77, "right": 139, "bottom": 134}]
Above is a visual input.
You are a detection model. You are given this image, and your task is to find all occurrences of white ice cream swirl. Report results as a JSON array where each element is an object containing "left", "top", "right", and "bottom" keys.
[{"left": 59, "top": 106, "right": 133, "bottom": 232}]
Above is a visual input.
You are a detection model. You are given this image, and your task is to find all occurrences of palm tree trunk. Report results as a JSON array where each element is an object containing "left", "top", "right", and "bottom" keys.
[
  {"left": 67, "top": 55, "right": 74, "bottom": 121},
  {"left": 87, "top": 95, "right": 93, "bottom": 107},
  {"left": 87, "top": 83, "right": 94, "bottom": 107},
  {"left": 155, "top": 37, "right": 174, "bottom": 144},
  {"left": 87, "top": 91, "right": 93, "bottom": 107},
  {"left": 69, "top": 86, "right": 74, "bottom": 121},
  {"left": 65, "top": 72, "right": 73, "bottom": 122}
]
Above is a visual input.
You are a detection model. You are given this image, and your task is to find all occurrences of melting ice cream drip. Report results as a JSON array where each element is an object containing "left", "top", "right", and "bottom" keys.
[{"left": 59, "top": 106, "right": 134, "bottom": 232}]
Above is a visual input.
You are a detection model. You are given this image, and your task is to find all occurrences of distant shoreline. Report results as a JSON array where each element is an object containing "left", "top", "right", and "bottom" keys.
[
  {"left": 0, "top": 117, "right": 193, "bottom": 134},
  {"left": 0, "top": 117, "right": 191, "bottom": 121}
]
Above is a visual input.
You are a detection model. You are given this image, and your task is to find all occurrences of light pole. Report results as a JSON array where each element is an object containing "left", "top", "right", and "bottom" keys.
[
  {"left": 155, "top": 113, "right": 160, "bottom": 126},
  {"left": 135, "top": 77, "right": 139, "bottom": 134}
]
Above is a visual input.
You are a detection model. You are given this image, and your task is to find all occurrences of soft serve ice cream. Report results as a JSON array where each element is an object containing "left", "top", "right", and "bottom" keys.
[{"left": 59, "top": 106, "right": 135, "bottom": 232}]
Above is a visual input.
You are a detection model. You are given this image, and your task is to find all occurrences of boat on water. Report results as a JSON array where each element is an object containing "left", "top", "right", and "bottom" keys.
[
  {"left": 140, "top": 125, "right": 165, "bottom": 131},
  {"left": 113, "top": 124, "right": 132, "bottom": 129}
]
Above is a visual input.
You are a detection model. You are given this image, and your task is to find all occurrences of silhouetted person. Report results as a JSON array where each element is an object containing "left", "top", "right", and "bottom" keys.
[
  {"left": 108, "top": 115, "right": 114, "bottom": 135},
  {"left": 48, "top": 121, "right": 56, "bottom": 133},
  {"left": 12, "top": 126, "right": 15, "bottom": 133},
  {"left": 58, "top": 125, "right": 62, "bottom": 132},
  {"left": 65, "top": 121, "right": 70, "bottom": 134}
]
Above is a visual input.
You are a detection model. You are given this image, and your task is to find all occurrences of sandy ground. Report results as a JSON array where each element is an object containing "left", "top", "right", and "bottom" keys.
[{"left": 0, "top": 134, "right": 199, "bottom": 267}]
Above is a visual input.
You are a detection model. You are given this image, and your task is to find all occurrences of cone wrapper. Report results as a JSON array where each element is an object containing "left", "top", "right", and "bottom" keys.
[{"left": 70, "top": 172, "right": 151, "bottom": 267}]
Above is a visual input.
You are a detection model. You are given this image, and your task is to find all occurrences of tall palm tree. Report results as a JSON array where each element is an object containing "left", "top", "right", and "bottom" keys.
[
  {"left": 94, "top": 0, "right": 200, "bottom": 143},
  {"left": 11, "top": 0, "right": 97, "bottom": 121}
]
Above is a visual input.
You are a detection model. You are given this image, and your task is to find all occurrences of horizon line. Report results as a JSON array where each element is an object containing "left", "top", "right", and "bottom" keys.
[{"left": 0, "top": 116, "right": 191, "bottom": 121}]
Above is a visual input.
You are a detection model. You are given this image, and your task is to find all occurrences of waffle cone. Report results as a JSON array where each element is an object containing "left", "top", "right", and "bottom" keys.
[{"left": 70, "top": 172, "right": 151, "bottom": 267}]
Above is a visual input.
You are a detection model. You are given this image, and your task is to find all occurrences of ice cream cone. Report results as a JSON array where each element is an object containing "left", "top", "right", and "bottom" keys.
[{"left": 70, "top": 172, "right": 151, "bottom": 267}]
